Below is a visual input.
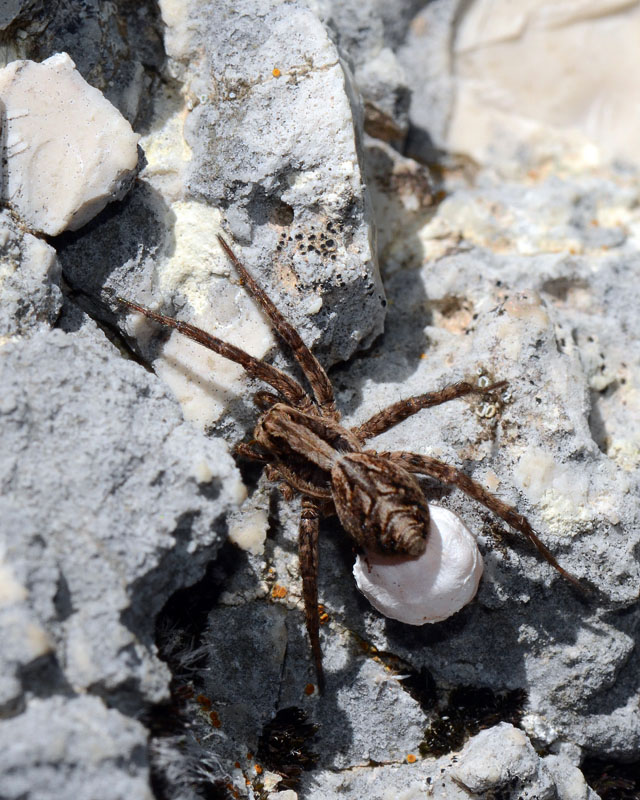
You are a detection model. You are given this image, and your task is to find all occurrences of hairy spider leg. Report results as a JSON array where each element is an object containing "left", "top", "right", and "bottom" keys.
[
  {"left": 116, "top": 298, "right": 310, "bottom": 408},
  {"left": 380, "top": 450, "right": 583, "bottom": 589},
  {"left": 233, "top": 442, "right": 271, "bottom": 462},
  {"left": 354, "top": 380, "right": 507, "bottom": 442},
  {"left": 217, "top": 235, "right": 336, "bottom": 413},
  {"left": 300, "top": 498, "right": 324, "bottom": 689},
  {"left": 118, "top": 284, "right": 333, "bottom": 683},
  {"left": 253, "top": 390, "right": 285, "bottom": 410}
]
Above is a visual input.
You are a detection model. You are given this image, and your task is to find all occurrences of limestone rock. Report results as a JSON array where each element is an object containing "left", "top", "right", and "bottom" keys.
[{"left": 0, "top": 53, "right": 140, "bottom": 235}]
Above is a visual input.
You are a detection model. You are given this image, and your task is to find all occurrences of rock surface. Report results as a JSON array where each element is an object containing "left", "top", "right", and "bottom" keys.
[
  {"left": 0, "top": 209, "right": 62, "bottom": 337},
  {"left": 57, "top": 0, "right": 387, "bottom": 435},
  {"left": 401, "top": 0, "right": 640, "bottom": 169},
  {"left": 2, "top": 1, "right": 640, "bottom": 799},
  {"left": 0, "top": 53, "right": 141, "bottom": 235},
  {"left": 0, "top": 696, "right": 153, "bottom": 800}
]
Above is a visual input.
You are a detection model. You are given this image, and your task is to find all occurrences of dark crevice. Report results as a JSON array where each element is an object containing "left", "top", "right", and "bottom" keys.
[
  {"left": 419, "top": 685, "right": 527, "bottom": 758},
  {"left": 53, "top": 571, "right": 74, "bottom": 621},
  {"left": 20, "top": 653, "right": 75, "bottom": 701},
  {"left": 145, "top": 543, "right": 250, "bottom": 799},
  {"left": 256, "top": 707, "right": 318, "bottom": 791},
  {"left": 583, "top": 758, "right": 640, "bottom": 800}
]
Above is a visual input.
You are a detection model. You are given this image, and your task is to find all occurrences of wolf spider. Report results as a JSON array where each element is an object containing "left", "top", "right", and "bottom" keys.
[{"left": 118, "top": 235, "right": 580, "bottom": 687}]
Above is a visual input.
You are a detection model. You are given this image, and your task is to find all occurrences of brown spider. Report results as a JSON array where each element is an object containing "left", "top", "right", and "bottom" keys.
[{"left": 118, "top": 234, "right": 581, "bottom": 687}]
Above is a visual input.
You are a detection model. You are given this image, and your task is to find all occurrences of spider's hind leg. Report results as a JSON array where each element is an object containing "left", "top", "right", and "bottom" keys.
[
  {"left": 380, "top": 450, "right": 583, "bottom": 590},
  {"left": 299, "top": 498, "right": 324, "bottom": 689}
]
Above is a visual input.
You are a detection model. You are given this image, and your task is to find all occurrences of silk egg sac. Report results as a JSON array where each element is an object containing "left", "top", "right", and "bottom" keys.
[{"left": 353, "top": 505, "right": 483, "bottom": 624}]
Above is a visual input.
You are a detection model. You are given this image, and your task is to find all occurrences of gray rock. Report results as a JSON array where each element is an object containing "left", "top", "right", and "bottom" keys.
[
  {"left": 0, "top": 317, "right": 243, "bottom": 717},
  {"left": 313, "top": 0, "right": 421, "bottom": 143},
  {"left": 164, "top": 0, "right": 385, "bottom": 364},
  {"left": 0, "top": 0, "right": 164, "bottom": 128},
  {"left": 334, "top": 171, "right": 640, "bottom": 761},
  {"left": 449, "top": 723, "right": 555, "bottom": 797},
  {"left": 296, "top": 724, "right": 601, "bottom": 799},
  {"left": 58, "top": 0, "right": 388, "bottom": 438},
  {"left": 397, "top": 0, "right": 459, "bottom": 160},
  {"left": 1, "top": 1, "right": 637, "bottom": 799},
  {"left": 0, "top": 209, "right": 62, "bottom": 337},
  {"left": 0, "top": 695, "right": 153, "bottom": 800},
  {"left": 544, "top": 753, "right": 600, "bottom": 800}
]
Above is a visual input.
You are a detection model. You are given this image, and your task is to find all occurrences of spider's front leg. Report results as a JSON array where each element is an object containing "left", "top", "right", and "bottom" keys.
[
  {"left": 353, "top": 380, "right": 507, "bottom": 442},
  {"left": 299, "top": 497, "right": 324, "bottom": 689},
  {"left": 116, "top": 298, "right": 310, "bottom": 408},
  {"left": 217, "top": 235, "right": 337, "bottom": 414},
  {"left": 380, "top": 450, "right": 583, "bottom": 589}
]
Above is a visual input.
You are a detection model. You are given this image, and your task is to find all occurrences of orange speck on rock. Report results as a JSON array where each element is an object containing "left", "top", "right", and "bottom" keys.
[
  {"left": 406, "top": 753, "right": 417, "bottom": 764},
  {"left": 196, "top": 694, "right": 212, "bottom": 708},
  {"left": 234, "top": 761, "right": 241, "bottom": 769},
  {"left": 254, "top": 764, "right": 263, "bottom": 775},
  {"left": 319, "top": 612, "right": 329, "bottom": 624},
  {"left": 304, "top": 683, "right": 315, "bottom": 696},
  {"left": 272, "top": 584, "right": 287, "bottom": 599},
  {"left": 272, "top": 67, "right": 281, "bottom": 77},
  {"left": 209, "top": 710, "right": 222, "bottom": 728}
]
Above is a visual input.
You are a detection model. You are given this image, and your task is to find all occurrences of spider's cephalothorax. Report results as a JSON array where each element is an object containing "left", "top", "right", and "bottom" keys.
[
  {"left": 118, "top": 234, "right": 581, "bottom": 687},
  {"left": 254, "top": 402, "right": 431, "bottom": 556}
]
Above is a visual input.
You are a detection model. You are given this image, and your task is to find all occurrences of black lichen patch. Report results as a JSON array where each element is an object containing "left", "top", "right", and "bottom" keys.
[
  {"left": 582, "top": 758, "right": 640, "bottom": 800},
  {"left": 419, "top": 686, "right": 527, "bottom": 758},
  {"left": 257, "top": 707, "right": 318, "bottom": 790}
]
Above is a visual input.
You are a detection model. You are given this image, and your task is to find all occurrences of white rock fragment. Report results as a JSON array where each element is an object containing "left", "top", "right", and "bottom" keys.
[
  {"left": 450, "top": 723, "right": 555, "bottom": 796},
  {"left": 0, "top": 52, "right": 140, "bottom": 235},
  {"left": 449, "top": 0, "right": 640, "bottom": 167},
  {"left": 353, "top": 505, "right": 483, "bottom": 624},
  {"left": 228, "top": 507, "right": 269, "bottom": 556}
]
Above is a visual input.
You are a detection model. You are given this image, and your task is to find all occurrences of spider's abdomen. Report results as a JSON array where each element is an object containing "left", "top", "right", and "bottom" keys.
[{"left": 331, "top": 452, "right": 430, "bottom": 556}]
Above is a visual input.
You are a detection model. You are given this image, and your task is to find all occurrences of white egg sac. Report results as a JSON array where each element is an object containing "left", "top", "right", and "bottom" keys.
[{"left": 352, "top": 505, "right": 483, "bottom": 625}]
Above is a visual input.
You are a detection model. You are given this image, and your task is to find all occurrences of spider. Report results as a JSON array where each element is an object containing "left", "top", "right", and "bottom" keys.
[{"left": 118, "top": 234, "right": 581, "bottom": 688}]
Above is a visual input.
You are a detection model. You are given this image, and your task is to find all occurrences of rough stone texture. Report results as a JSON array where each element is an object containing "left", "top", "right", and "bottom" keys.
[
  {"left": 0, "top": 315, "right": 243, "bottom": 720},
  {"left": 330, "top": 167, "right": 640, "bottom": 764},
  {"left": 397, "top": 0, "right": 459, "bottom": 162},
  {"left": 0, "top": 53, "right": 141, "bottom": 235},
  {"left": 165, "top": 0, "right": 385, "bottom": 363},
  {"left": 0, "top": 0, "right": 164, "bottom": 128},
  {"left": 0, "top": 209, "right": 62, "bottom": 337},
  {"left": 2, "top": 1, "right": 639, "bottom": 799},
  {"left": 296, "top": 724, "right": 599, "bottom": 799},
  {"left": 57, "top": 0, "right": 387, "bottom": 436},
  {"left": 148, "top": 157, "right": 639, "bottom": 797},
  {"left": 0, "top": 696, "right": 153, "bottom": 800},
  {"left": 399, "top": 0, "right": 640, "bottom": 170},
  {"left": 312, "top": 0, "right": 421, "bottom": 144}
]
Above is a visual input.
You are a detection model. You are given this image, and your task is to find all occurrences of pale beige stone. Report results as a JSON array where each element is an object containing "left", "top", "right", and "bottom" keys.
[{"left": 0, "top": 52, "right": 140, "bottom": 235}]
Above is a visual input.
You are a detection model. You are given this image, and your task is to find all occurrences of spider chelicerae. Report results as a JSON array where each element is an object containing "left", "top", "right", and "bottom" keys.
[{"left": 118, "top": 234, "right": 580, "bottom": 687}]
